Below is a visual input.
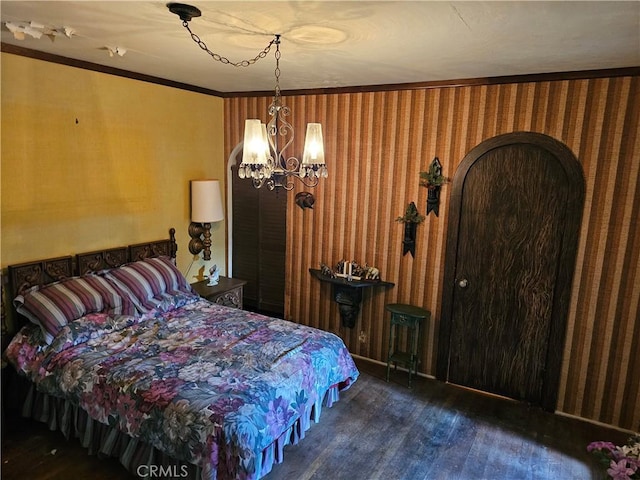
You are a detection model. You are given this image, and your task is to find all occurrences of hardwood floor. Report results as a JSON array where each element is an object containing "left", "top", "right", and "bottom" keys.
[{"left": 1, "top": 359, "right": 627, "bottom": 479}]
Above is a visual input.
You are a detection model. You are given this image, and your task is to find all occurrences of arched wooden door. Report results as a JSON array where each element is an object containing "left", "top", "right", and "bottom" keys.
[{"left": 436, "top": 132, "right": 584, "bottom": 411}]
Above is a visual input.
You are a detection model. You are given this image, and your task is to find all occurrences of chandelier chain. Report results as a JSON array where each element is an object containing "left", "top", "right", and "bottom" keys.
[
  {"left": 274, "top": 35, "right": 282, "bottom": 97},
  {"left": 182, "top": 20, "right": 277, "bottom": 67}
]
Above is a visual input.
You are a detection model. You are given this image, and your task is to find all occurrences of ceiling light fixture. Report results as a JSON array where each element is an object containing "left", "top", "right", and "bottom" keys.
[{"left": 168, "top": 3, "right": 327, "bottom": 191}]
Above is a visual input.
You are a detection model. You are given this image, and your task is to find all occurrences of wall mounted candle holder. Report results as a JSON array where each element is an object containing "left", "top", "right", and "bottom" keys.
[
  {"left": 396, "top": 202, "right": 425, "bottom": 257},
  {"left": 419, "top": 157, "right": 449, "bottom": 216}
]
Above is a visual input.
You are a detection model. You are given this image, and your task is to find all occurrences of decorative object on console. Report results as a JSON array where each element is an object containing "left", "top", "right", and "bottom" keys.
[
  {"left": 396, "top": 201, "right": 425, "bottom": 257},
  {"left": 168, "top": 4, "right": 327, "bottom": 191},
  {"left": 319, "top": 259, "right": 381, "bottom": 282},
  {"left": 208, "top": 264, "right": 220, "bottom": 286},
  {"left": 419, "top": 157, "right": 449, "bottom": 216},
  {"left": 334, "top": 259, "right": 363, "bottom": 281},
  {"left": 188, "top": 179, "right": 224, "bottom": 261},
  {"left": 364, "top": 267, "right": 380, "bottom": 280},
  {"left": 320, "top": 263, "right": 336, "bottom": 278}
]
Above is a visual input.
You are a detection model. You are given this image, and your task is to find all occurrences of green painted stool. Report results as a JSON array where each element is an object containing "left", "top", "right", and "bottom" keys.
[{"left": 385, "top": 303, "right": 430, "bottom": 388}]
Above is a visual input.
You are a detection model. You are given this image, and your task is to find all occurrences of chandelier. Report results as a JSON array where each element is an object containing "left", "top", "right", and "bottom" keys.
[{"left": 168, "top": 3, "right": 327, "bottom": 191}]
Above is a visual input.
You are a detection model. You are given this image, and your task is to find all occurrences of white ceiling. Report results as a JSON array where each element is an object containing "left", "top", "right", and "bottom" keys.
[{"left": 2, "top": 1, "right": 639, "bottom": 93}]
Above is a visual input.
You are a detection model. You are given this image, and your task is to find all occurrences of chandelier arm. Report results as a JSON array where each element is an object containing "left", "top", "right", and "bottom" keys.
[
  {"left": 271, "top": 174, "right": 295, "bottom": 191},
  {"left": 274, "top": 135, "right": 295, "bottom": 166},
  {"left": 265, "top": 178, "right": 277, "bottom": 190},
  {"left": 267, "top": 100, "right": 295, "bottom": 170},
  {"left": 245, "top": 162, "right": 321, "bottom": 190},
  {"left": 281, "top": 179, "right": 296, "bottom": 191},
  {"left": 283, "top": 156, "right": 301, "bottom": 172},
  {"left": 296, "top": 174, "right": 320, "bottom": 188}
]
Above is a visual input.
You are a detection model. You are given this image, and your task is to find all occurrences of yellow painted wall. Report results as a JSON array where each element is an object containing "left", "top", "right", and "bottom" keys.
[{"left": 1, "top": 53, "right": 226, "bottom": 313}]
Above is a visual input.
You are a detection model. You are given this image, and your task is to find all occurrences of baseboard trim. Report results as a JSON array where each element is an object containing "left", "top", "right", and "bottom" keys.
[
  {"left": 351, "top": 354, "right": 436, "bottom": 380},
  {"left": 554, "top": 411, "right": 637, "bottom": 436},
  {"left": 351, "top": 354, "right": 636, "bottom": 435}
]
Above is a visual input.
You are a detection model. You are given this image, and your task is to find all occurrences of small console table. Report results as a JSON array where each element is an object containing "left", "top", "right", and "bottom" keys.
[
  {"left": 385, "top": 303, "right": 430, "bottom": 388},
  {"left": 309, "top": 268, "right": 395, "bottom": 328},
  {"left": 191, "top": 277, "right": 247, "bottom": 309}
]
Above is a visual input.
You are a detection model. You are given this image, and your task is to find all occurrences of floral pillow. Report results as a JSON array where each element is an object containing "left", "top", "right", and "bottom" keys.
[
  {"left": 101, "top": 256, "right": 197, "bottom": 313},
  {"left": 13, "top": 274, "right": 135, "bottom": 344}
]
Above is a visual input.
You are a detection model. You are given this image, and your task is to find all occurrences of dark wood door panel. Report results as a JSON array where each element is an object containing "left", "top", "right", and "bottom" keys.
[
  {"left": 231, "top": 163, "right": 286, "bottom": 316},
  {"left": 257, "top": 188, "right": 286, "bottom": 315},
  {"left": 448, "top": 144, "right": 568, "bottom": 402},
  {"left": 438, "top": 132, "right": 585, "bottom": 411}
]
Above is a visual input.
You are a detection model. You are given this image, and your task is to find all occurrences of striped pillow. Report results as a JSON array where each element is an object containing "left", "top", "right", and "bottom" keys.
[
  {"left": 13, "top": 274, "right": 135, "bottom": 344},
  {"left": 102, "top": 256, "right": 196, "bottom": 312}
]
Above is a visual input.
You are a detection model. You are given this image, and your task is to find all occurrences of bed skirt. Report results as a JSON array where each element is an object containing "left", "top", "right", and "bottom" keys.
[{"left": 15, "top": 375, "right": 345, "bottom": 479}]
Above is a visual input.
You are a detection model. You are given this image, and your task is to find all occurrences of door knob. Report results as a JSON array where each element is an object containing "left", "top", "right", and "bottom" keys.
[{"left": 458, "top": 279, "right": 469, "bottom": 288}]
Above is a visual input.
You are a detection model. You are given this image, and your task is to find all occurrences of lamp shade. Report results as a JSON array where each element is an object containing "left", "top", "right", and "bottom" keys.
[
  {"left": 241, "top": 119, "right": 269, "bottom": 166},
  {"left": 302, "top": 123, "right": 325, "bottom": 165},
  {"left": 191, "top": 179, "right": 224, "bottom": 223}
]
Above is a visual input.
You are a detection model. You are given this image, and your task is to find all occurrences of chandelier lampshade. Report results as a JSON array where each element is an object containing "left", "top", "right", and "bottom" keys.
[
  {"left": 301, "top": 123, "right": 327, "bottom": 177},
  {"left": 239, "top": 120, "right": 272, "bottom": 180}
]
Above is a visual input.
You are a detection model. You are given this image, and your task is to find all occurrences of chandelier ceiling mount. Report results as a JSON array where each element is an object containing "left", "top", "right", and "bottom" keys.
[{"left": 168, "top": 3, "right": 201, "bottom": 23}]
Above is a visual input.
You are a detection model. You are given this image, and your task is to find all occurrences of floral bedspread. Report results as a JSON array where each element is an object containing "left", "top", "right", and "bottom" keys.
[{"left": 4, "top": 298, "right": 359, "bottom": 479}]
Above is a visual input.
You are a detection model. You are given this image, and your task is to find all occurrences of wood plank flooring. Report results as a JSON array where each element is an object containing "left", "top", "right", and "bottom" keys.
[{"left": 1, "top": 359, "right": 628, "bottom": 479}]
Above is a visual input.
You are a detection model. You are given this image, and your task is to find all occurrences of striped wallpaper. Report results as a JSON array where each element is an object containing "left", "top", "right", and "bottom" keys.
[{"left": 225, "top": 75, "right": 639, "bottom": 431}]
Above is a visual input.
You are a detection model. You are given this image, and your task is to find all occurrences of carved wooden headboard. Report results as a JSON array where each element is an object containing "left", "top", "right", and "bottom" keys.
[{"left": 6, "top": 227, "right": 177, "bottom": 307}]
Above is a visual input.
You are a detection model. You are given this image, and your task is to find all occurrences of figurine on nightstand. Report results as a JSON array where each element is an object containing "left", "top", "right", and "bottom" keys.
[{"left": 208, "top": 264, "right": 220, "bottom": 286}]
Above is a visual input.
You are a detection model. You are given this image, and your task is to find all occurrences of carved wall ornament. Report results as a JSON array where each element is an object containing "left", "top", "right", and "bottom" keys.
[
  {"left": 396, "top": 201, "right": 424, "bottom": 257},
  {"left": 295, "top": 191, "right": 315, "bottom": 209},
  {"left": 419, "top": 157, "right": 449, "bottom": 216}
]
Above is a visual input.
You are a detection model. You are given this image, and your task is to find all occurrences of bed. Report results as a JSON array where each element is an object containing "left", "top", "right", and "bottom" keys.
[{"left": 3, "top": 228, "right": 359, "bottom": 479}]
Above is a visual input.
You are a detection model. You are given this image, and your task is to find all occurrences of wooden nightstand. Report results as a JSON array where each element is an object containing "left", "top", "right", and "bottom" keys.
[{"left": 191, "top": 277, "right": 247, "bottom": 309}]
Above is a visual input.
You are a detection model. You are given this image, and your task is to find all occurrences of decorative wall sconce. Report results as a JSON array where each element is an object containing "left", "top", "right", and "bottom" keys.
[
  {"left": 188, "top": 179, "right": 224, "bottom": 261},
  {"left": 419, "top": 157, "right": 449, "bottom": 216},
  {"left": 396, "top": 202, "right": 425, "bottom": 257},
  {"left": 295, "top": 192, "right": 315, "bottom": 209}
]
